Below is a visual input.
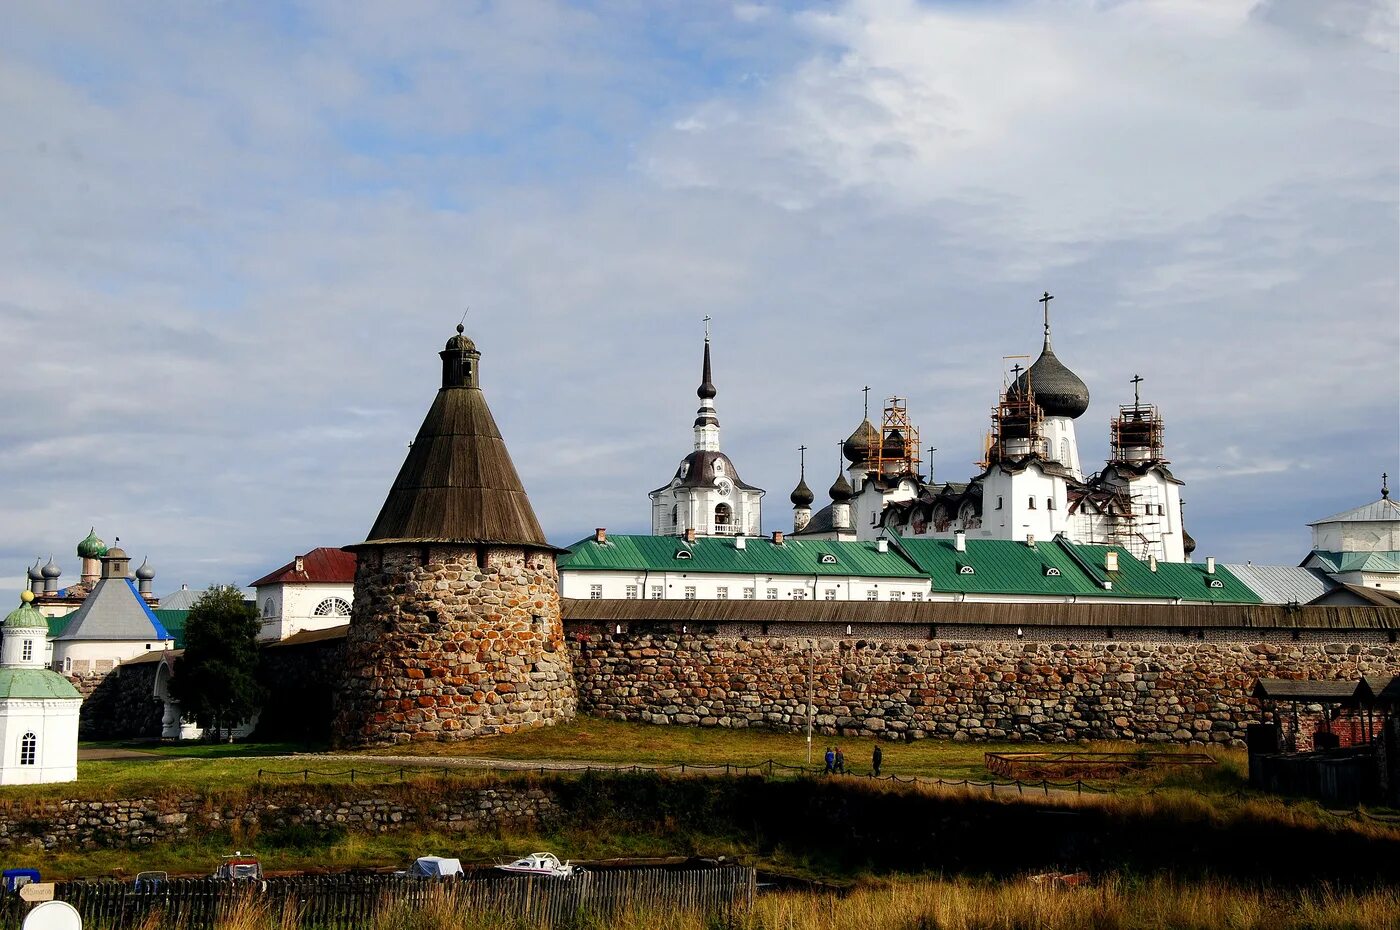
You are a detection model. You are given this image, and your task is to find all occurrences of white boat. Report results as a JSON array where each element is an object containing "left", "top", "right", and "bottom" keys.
[{"left": 496, "top": 852, "right": 580, "bottom": 878}]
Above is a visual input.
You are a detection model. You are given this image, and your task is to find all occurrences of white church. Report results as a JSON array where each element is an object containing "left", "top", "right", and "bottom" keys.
[{"left": 791, "top": 293, "right": 1191, "bottom": 563}]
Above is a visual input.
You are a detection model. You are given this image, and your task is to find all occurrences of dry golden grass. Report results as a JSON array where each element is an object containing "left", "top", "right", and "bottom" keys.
[{"left": 144, "top": 875, "right": 1400, "bottom": 930}]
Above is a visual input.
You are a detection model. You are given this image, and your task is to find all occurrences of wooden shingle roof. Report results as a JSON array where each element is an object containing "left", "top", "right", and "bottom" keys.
[{"left": 355, "top": 329, "right": 550, "bottom": 550}]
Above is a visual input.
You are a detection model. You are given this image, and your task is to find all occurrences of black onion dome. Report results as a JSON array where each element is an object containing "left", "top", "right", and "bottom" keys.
[
  {"left": 881, "top": 428, "right": 904, "bottom": 457},
  {"left": 790, "top": 477, "right": 815, "bottom": 507},
  {"left": 843, "top": 419, "right": 880, "bottom": 463},
  {"left": 829, "top": 471, "right": 854, "bottom": 502},
  {"left": 1013, "top": 340, "right": 1090, "bottom": 419},
  {"left": 1182, "top": 527, "right": 1196, "bottom": 555}
]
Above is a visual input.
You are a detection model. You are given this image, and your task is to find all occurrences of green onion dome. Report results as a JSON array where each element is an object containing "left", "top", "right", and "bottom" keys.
[
  {"left": 77, "top": 528, "right": 108, "bottom": 559},
  {"left": 4, "top": 591, "right": 47, "bottom": 631}
]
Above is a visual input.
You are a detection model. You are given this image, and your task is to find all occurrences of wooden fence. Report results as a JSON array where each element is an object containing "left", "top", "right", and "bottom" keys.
[{"left": 0, "top": 868, "right": 756, "bottom": 929}]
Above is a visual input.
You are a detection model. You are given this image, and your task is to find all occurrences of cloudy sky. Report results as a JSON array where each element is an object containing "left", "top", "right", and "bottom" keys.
[{"left": 2, "top": 0, "right": 1396, "bottom": 595}]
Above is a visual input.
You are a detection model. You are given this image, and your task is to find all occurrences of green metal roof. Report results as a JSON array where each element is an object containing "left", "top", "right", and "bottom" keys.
[
  {"left": 1307, "top": 551, "right": 1400, "bottom": 574},
  {"left": 3, "top": 600, "right": 48, "bottom": 631},
  {"left": 1065, "top": 543, "right": 1261, "bottom": 603},
  {"left": 559, "top": 535, "right": 926, "bottom": 577},
  {"left": 891, "top": 535, "right": 1260, "bottom": 603},
  {"left": 0, "top": 668, "right": 82, "bottom": 700},
  {"left": 46, "top": 615, "right": 71, "bottom": 639},
  {"left": 152, "top": 609, "right": 190, "bottom": 649},
  {"left": 893, "top": 535, "right": 1107, "bottom": 597}
]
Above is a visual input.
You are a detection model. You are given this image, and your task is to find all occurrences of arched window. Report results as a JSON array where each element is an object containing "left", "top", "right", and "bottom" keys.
[
  {"left": 263, "top": 598, "right": 275, "bottom": 617},
  {"left": 714, "top": 503, "right": 732, "bottom": 530},
  {"left": 19, "top": 732, "right": 36, "bottom": 766},
  {"left": 313, "top": 598, "right": 352, "bottom": 618},
  {"left": 671, "top": 504, "right": 681, "bottom": 530}
]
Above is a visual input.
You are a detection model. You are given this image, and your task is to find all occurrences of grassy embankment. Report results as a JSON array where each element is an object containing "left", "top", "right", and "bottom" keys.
[{"left": 8, "top": 718, "right": 1393, "bottom": 882}]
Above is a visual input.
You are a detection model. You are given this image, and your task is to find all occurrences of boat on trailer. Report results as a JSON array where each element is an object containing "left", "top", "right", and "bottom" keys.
[{"left": 496, "top": 852, "right": 579, "bottom": 878}]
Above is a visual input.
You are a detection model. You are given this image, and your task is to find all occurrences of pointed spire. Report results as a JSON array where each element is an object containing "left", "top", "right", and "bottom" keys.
[{"left": 697, "top": 323, "right": 717, "bottom": 400}]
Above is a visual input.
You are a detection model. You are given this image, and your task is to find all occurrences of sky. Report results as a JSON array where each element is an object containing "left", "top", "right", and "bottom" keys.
[{"left": 1, "top": 0, "right": 1396, "bottom": 597}]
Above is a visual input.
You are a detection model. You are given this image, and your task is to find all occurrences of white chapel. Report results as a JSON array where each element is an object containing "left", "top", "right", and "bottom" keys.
[{"left": 0, "top": 592, "right": 80, "bottom": 784}]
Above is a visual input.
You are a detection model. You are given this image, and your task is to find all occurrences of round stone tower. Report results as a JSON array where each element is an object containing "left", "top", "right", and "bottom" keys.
[{"left": 332, "top": 325, "right": 577, "bottom": 747}]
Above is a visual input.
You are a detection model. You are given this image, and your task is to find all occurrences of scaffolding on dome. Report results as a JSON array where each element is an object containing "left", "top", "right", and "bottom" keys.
[
  {"left": 980, "top": 358, "right": 1045, "bottom": 469},
  {"left": 872, "top": 397, "right": 921, "bottom": 477}
]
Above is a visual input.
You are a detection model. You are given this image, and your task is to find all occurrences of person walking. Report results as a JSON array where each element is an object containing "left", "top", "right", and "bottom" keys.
[
  {"left": 824, "top": 746, "right": 835, "bottom": 775},
  {"left": 834, "top": 746, "right": 845, "bottom": 774},
  {"left": 872, "top": 744, "right": 883, "bottom": 777}
]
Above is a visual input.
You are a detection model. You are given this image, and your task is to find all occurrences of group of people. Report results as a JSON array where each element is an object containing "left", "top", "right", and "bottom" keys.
[{"left": 823, "top": 744, "right": 883, "bottom": 777}]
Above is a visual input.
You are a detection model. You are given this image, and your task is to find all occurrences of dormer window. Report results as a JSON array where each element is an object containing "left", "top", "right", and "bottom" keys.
[
  {"left": 1207, "top": 579, "right": 1224, "bottom": 589},
  {"left": 958, "top": 565, "right": 975, "bottom": 575},
  {"left": 1044, "top": 567, "right": 1061, "bottom": 577},
  {"left": 819, "top": 553, "right": 837, "bottom": 565},
  {"left": 680, "top": 462, "right": 690, "bottom": 478},
  {"left": 675, "top": 550, "right": 693, "bottom": 560},
  {"left": 713, "top": 460, "right": 724, "bottom": 475}
]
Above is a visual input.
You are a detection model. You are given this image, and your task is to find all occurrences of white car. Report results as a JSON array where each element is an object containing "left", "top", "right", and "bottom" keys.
[{"left": 496, "top": 852, "right": 580, "bottom": 878}]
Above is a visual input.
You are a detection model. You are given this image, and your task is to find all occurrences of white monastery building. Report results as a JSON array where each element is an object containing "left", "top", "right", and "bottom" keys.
[
  {"left": 0, "top": 593, "right": 80, "bottom": 784},
  {"left": 251, "top": 548, "right": 358, "bottom": 641},
  {"left": 50, "top": 544, "right": 173, "bottom": 676},
  {"left": 1302, "top": 476, "right": 1400, "bottom": 594}
]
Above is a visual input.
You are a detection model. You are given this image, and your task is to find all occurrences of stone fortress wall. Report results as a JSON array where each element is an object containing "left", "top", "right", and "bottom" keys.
[
  {"left": 333, "top": 545, "right": 577, "bottom": 746},
  {"left": 568, "top": 625, "right": 1400, "bottom": 746}
]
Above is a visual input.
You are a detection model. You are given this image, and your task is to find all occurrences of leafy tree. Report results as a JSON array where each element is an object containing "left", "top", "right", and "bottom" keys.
[{"left": 169, "top": 585, "right": 265, "bottom": 741}]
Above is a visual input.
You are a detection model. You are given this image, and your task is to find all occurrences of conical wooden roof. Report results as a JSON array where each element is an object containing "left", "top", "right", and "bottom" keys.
[{"left": 357, "top": 328, "right": 550, "bottom": 549}]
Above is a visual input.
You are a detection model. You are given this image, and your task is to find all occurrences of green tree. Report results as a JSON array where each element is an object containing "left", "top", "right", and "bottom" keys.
[{"left": 169, "top": 585, "right": 265, "bottom": 741}]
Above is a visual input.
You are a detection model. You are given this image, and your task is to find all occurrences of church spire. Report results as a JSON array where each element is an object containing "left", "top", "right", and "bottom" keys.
[{"left": 692, "top": 319, "right": 721, "bottom": 452}]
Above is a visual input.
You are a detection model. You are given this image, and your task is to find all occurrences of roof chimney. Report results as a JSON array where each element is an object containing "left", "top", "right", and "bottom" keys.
[
  {"left": 1025, "top": 534, "right": 1036, "bottom": 548},
  {"left": 876, "top": 537, "right": 889, "bottom": 553},
  {"left": 771, "top": 530, "right": 784, "bottom": 546},
  {"left": 1206, "top": 556, "right": 1216, "bottom": 575},
  {"left": 1104, "top": 550, "right": 1119, "bottom": 572},
  {"left": 684, "top": 528, "right": 696, "bottom": 545},
  {"left": 295, "top": 556, "right": 305, "bottom": 574},
  {"left": 954, "top": 530, "right": 966, "bottom": 552},
  {"left": 1148, "top": 554, "right": 1158, "bottom": 573},
  {"left": 594, "top": 528, "right": 607, "bottom": 544},
  {"left": 734, "top": 536, "right": 746, "bottom": 550}
]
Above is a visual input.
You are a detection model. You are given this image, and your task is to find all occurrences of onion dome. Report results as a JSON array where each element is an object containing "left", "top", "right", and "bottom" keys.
[
  {"left": 790, "top": 477, "right": 814, "bottom": 508},
  {"left": 1013, "top": 339, "right": 1090, "bottom": 419},
  {"left": 843, "top": 419, "right": 880, "bottom": 464},
  {"left": 135, "top": 558, "right": 155, "bottom": 580},
  {"left": 77, "top": 528, "right": 108, "bottom": 559},
  {"left": 42, "top": 558, "right": 61, "bottom": 580},
  {"left": 881, "top": 428, "right": 905, "bottom": 459},
  {"left": 27, "top": 560, "right": 43, "bottom": 583},
  {"left": 829, "top": 471, "right": 854, "bottom": 503},
  {"left": 1182, "top": 528, "right": 1196, "bottom": 556},
  {"left": 4, "top": 591, "right": 47, "bottom": 631}
]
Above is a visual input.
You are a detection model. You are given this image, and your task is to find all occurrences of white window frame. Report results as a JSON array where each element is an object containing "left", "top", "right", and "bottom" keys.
[
  {"left": 716, "top": 586, "right": 729, "bottom": 600},
  {"left": 866, "top": 589, "right": 878, "bottom": 601},
  {"left": 824, "top": 589, "right": 837, "bottom": 601},
  {"left": 743, "top": 587, "right": 756, "bottom": 600},
  {"left": 624, "top": 585, "right": 639, "bottom": 600},
  {"left": 313, "top": 597, "right": 352, "bottom": 617},
  {"left": 684, "top": 586, "right": 697, "bottom": 600},
  {"left": 889, "top": 590, "right": 903, "bottom": 601},
  {"left": 765, "top": 588, "right": 778, "bottom": 600},
  {"left": 21, "top": 640, "right": 32, "bottom": 662},
  {"left": 19, "top": 732, "right": 36, "bottom": 766},
  {"left": 589, "top": 584, "right": 604, "bottom": 600},
  {"left": 650, "top": 585, "right": 664, "bottom": 600}
]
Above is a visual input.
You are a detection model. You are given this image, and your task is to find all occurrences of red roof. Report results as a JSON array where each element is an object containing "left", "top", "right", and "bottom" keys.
[{"left": 250, "top": 548, "right": 357, "bottom": 587}]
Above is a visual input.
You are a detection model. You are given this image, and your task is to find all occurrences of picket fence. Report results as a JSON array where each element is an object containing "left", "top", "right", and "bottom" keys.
[{"left": 0, "top": 868, "right": 756, "bottom": 929}]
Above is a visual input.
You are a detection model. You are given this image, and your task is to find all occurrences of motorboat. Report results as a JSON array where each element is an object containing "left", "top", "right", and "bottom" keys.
[{"left": 496, "top": 852, "right": 579, "bottom": 878}]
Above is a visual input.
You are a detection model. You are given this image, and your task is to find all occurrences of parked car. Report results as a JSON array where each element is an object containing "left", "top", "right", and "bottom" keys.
[
  {"left": 134, "top": 871, "right": 167, "bottom": 891},
  {"left": 213, "top": 852, "right": 263, "bottom": 882},
  {"left": 1, "top": 868, "right": 39, "bottom": 892}
]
